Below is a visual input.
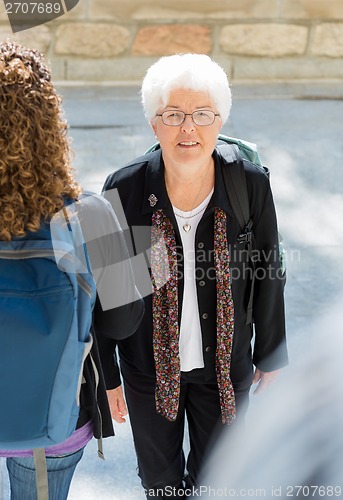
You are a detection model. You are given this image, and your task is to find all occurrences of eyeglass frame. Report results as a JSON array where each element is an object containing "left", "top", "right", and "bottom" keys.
[{"left": 155, "top": 109, "right": 220, "bottom": 127}]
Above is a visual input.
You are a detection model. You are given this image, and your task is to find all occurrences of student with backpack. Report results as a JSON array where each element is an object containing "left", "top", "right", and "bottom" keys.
[
  {"left": 0, "top": 41, "right": 144, "bottom": 500},
  {"left": 100, "top": 54, "right": 288, "bottom": 499}
]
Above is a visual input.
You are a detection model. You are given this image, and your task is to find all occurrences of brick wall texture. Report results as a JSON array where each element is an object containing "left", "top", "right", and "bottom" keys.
[{"left": 1, "top": 0, "right": 343, "bottom": 82}]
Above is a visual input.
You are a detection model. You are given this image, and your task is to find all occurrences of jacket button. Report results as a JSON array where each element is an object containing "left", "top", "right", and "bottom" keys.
[
  {"left": 205, "top": 346, "right": 211, "bottom": 353},
  {"left": 199, "top": 280, "right": 205, "bottom": 287},
  {"left": 202, "top": 312, "right": 208, "bottom": 320},
  {"left": 198, "top": 242, "right": 204, "bottom": 249}
]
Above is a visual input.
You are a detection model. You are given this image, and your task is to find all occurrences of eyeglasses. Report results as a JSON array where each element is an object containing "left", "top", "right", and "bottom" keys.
[{"left": 156, "top": 110, "right": 220, "bottom": 127}]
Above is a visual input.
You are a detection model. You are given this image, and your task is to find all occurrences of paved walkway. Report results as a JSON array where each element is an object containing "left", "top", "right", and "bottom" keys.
[{"left": 1, "top": 83, "right": 343, "bottom": 499}]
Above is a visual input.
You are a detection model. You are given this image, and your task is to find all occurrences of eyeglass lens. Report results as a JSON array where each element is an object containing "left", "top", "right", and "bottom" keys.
[{"left": 161, "top": 110, "right": 216, "bottom": 126}]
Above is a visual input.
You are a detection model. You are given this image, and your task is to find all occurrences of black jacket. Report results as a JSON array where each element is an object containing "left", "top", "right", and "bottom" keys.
[{"left": 98, "top": 148, "right": 287, "bottom": 392}]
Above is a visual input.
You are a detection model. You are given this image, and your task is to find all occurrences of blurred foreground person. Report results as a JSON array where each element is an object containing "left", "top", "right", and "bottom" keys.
[{"left": 200, "top": 300, "right": 343, "bottom": 499}]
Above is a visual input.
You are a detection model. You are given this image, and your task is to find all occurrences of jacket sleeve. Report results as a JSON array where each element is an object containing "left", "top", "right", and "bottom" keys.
[
  {"left": 249, "top": 171, "right": 288, "bottom": 372},
  {"left": 95, "top": 328, "right": 122, "bottom": 389}
]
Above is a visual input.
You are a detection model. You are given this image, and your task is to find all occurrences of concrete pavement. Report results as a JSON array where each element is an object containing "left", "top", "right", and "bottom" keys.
[{"left": 1, "top": 82, "right": 343, "bottom": 499}]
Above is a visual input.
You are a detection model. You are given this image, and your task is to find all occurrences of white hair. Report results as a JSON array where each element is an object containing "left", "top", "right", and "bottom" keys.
[{"left": 141, "top": 53, "right": 232, "bottom": 124}]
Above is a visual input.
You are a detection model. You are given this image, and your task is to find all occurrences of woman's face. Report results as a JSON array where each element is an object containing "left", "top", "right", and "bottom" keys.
[{"left": 151, "top": 88, "right": 222, "bottom": 170}]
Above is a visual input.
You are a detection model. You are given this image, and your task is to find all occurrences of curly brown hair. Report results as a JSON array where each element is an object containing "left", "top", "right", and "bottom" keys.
[{"left": 0, "top": 41, "right": 81, "bottom": 241}]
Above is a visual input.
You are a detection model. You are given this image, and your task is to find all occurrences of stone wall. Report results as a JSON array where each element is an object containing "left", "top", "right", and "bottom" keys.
[{"left": 1, "top": 0, "right": 343, "bottom": 82}]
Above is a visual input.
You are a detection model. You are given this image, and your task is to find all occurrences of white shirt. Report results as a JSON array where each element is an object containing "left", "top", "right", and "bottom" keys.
[{"left": 173, "top": 189, "right": 213, "bottom": 372}]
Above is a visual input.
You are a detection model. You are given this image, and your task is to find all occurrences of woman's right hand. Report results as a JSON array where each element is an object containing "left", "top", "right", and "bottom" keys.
[{"left": 106, "top": 386, "right": 128, "bottom": 423}]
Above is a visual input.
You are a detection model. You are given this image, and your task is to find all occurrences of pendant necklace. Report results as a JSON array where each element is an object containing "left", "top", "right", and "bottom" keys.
[
  {"left": 175, "top": 206, "right": 207, "bottom": 232},
  {"left": 173, "top": 164, "right": 212, "bottom": 233}
]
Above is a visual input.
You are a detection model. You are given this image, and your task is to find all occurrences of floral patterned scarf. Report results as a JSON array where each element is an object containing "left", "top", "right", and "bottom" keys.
[{"left": 151, "top": 207, "right": 235, "bottom": 425}]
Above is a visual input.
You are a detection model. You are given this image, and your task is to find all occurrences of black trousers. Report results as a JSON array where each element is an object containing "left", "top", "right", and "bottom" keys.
[{"left": 121, "top": 364, "right": 250, "bottom": 499}]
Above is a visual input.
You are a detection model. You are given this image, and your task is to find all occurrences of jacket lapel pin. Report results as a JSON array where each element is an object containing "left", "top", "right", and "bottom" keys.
[{"left": 148, "top": 194, "right": 158, "bottom": 207}]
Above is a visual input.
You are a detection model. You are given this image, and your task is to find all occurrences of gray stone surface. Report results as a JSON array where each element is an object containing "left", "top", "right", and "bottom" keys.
[
  {"left": 1, "top": 83, "right": 343, "bottom": 499},
  {"left": 219, "top": 24, "right": 308, "bottom": 56}
]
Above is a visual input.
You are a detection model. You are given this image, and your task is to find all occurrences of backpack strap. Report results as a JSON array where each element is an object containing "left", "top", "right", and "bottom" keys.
[
  {"left": 33, "top": 448, "right": 49, "bottom": 500},
  {"left": 219, "top": 143, "right": 255, "bottom": 325},
  {"left": 219, "top": 143, "right": 250, "bottom": 233}
]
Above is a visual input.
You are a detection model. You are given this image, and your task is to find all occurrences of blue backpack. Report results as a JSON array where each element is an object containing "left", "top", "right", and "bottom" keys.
[{"left": 0, "top": 199, "right": 96, "bottom": 452}]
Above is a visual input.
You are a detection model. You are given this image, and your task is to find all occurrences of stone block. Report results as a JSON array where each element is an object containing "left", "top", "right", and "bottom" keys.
[
  {"left": 0, "top": 25, "right": 52, "bottom": 53},
  {"left": 132, "top": 24, "right": 211, "bottom": 56},
  {"left": 49, "top": 57, "right": 67, "bottom": 81},
  {"left": 61, "top": 54, "right": 233, "bottom": 83},
  {"left": 282, "top": 0, "right": 343, "bottom": 19},
  {"left": 54, "top": 23, "right": 131, "bottom": 57},
  {"left": 89, "top": 0, "right": 132, "bottom": 20},
  {"left": 63, "top": 56, "right": 157, "bottom": 82},
  {"left": 90, "top": 0, "right": 277, "bottom": 21},
  {"left": 311, "top": 23, "right": 343, "bottom": 57},
  {"left": 220, "top": 24, "right": 308, "bottom": 56},
  {"left": 233, "top": 56, "right": 343, "bottom": 80},
  {"left": 132, "top": 0, "right": 277, "bottom": 20}
]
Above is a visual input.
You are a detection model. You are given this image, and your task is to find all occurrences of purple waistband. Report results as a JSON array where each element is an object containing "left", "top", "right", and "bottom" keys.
[{"left": 0, "top": 421, "right": 94, "bottom": 458}]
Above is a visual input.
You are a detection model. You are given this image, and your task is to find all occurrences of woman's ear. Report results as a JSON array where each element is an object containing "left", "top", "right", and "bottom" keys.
[
  {"left": 150, "top": 119, "right": 157, "bottom": 137},
  {"left": 150, "top": 119, "right": 158, "bottom": 139}
]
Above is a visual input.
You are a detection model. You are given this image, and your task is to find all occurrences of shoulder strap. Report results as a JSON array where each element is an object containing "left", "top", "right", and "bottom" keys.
[
  {"left": 218, "top": 143, "right": 254, "bottom": 325},
  {"left": 219, "top": 143, "right": 250, "bottom": 233},
  {"left": 33, "top": 449, "right": 49, "bottom": 500}
]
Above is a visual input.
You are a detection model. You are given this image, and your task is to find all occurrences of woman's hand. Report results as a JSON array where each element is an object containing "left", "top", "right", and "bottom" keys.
[
  {"left": 106, "top": 386, "right": 128, "bottom": 423},
  {"left": 252, "top": 368, "right": 282, "bottom": 395}
]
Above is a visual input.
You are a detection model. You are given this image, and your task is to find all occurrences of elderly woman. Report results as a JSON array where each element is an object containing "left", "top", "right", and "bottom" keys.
[{"left": 100, "top": 54, "right": 287, "bottom": 499}]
